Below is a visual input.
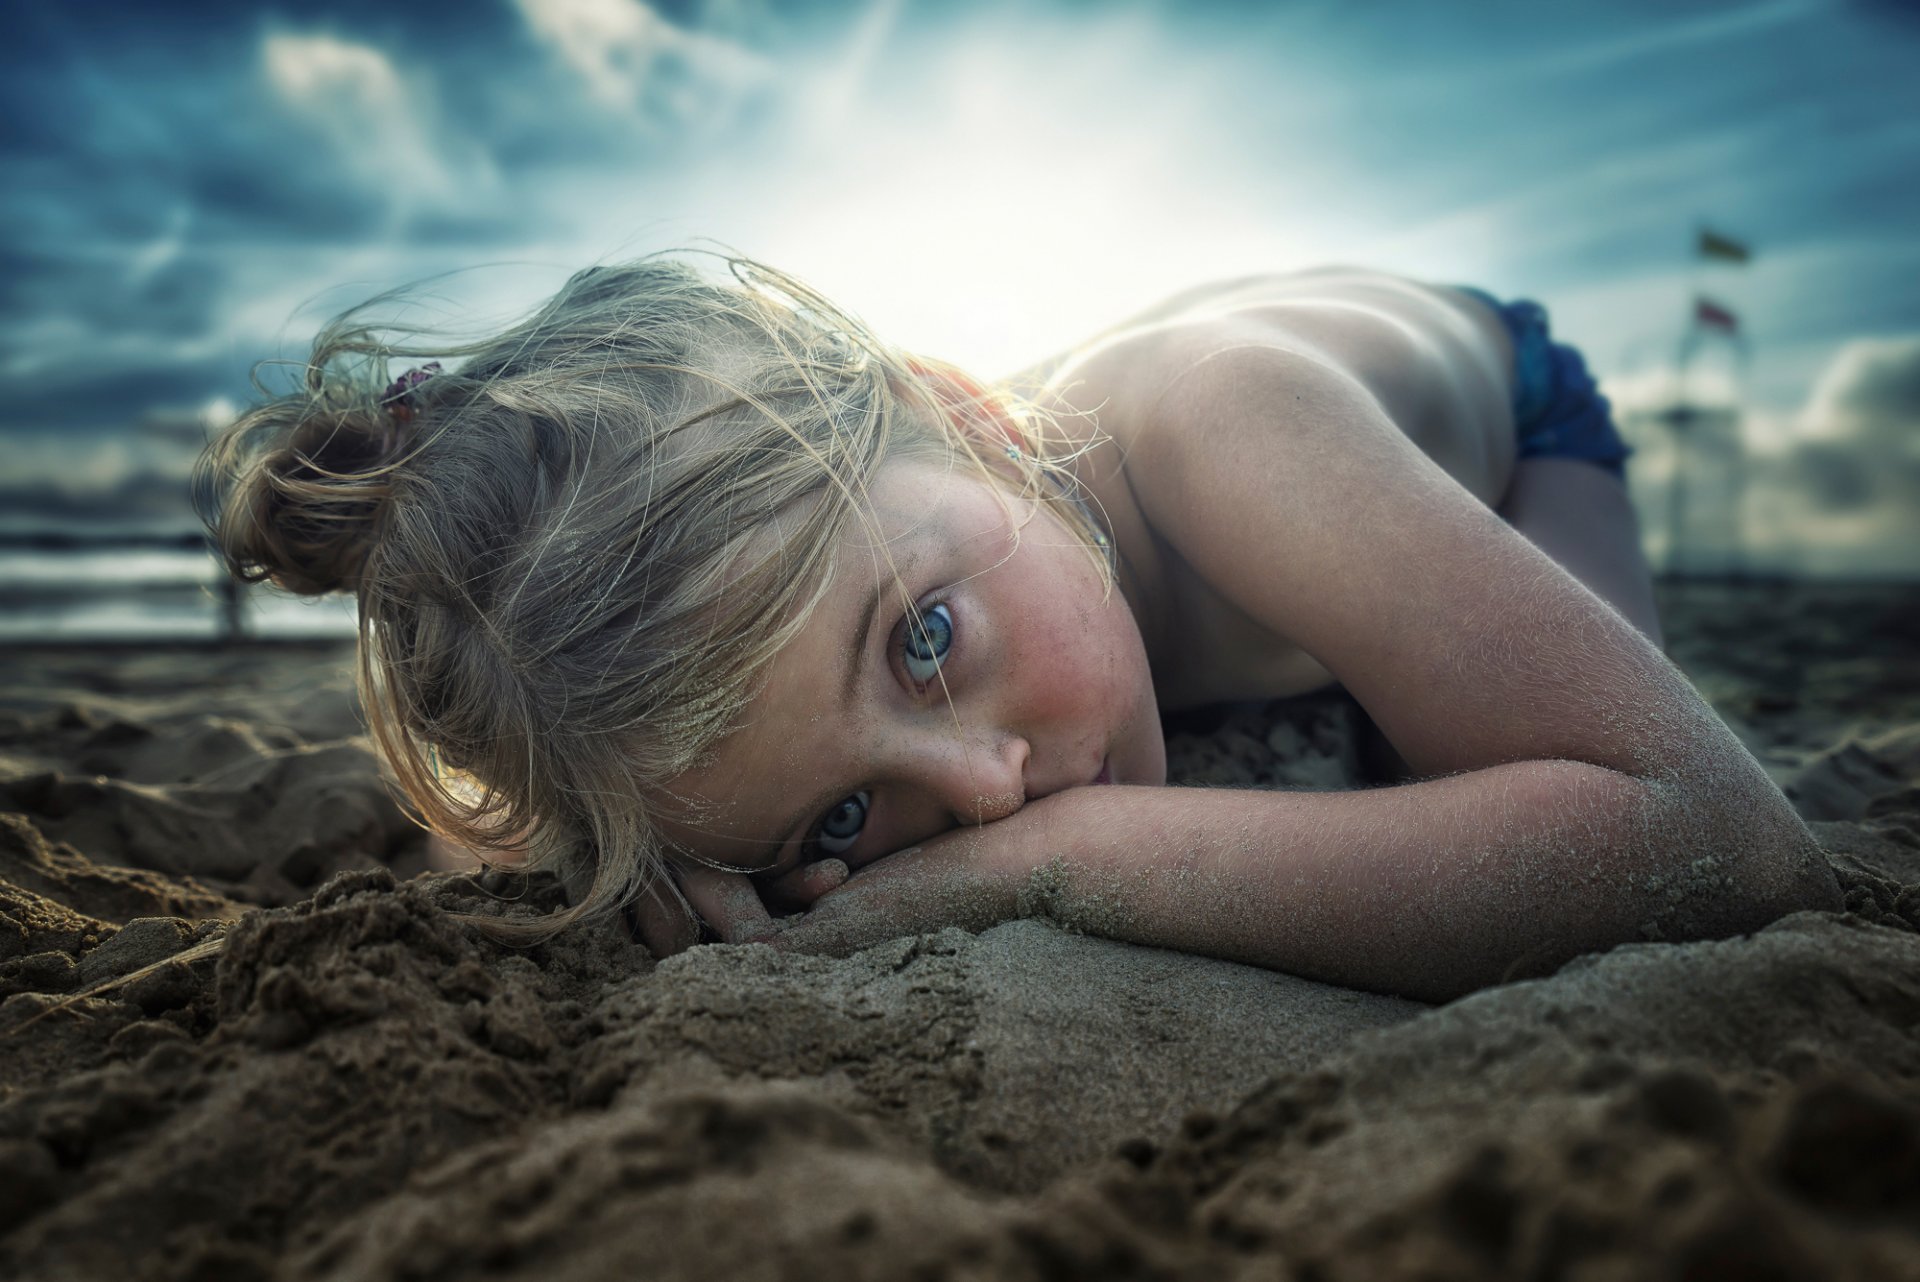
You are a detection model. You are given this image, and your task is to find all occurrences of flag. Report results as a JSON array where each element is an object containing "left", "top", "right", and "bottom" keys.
[
  {"left": 1698, "top": 227, "right": 1752, "bottom": 263},
  {"left": 1695, "top": 296, "right": 1740, "bottom": 335}
]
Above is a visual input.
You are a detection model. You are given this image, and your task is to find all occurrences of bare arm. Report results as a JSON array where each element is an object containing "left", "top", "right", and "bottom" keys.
[
  {"left": 1500, "top": 457, "right": 1664, "bottom": 647},
  {"left": 1131, "top": 346, "right": 1835, "bottom": 963},
  {"left": 773, "top": 752, "right": 1830, "bottom": 1003}
]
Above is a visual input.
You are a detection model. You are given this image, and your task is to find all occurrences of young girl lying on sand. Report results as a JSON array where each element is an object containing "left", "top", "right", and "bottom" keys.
[{"left": 202, "top": 253, "right": 1840, "bottom": 1002}]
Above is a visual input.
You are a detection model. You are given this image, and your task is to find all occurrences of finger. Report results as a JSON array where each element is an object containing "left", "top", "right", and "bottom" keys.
[
  {"left": 762, "top": 870, "right": 908, "bottom": 959},
  {"left": 794, "top": 858, "right": 852, "bottom": 903},
  {"left": 628, "top": 871, "right": 699, "bottom": 959},
  {"left": 678, "top": 863, "right": 778, "bottom": 945},
  {"left": 759, "top": 858, "right": 849, "bottom": 913},
  {"left": 769, "top": 846, "right": 1013, "bottom": 958},
  {"left": 762, "top": 908, "right": 866, "bottom": 959}
]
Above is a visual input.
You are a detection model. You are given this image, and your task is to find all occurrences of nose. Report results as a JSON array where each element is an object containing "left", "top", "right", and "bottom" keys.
[{"left": 919, "top": 727, "right": 1030, "bottom": 827}]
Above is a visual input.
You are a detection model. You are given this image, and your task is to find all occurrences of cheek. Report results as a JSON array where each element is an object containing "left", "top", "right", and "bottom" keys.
[
  {"left": 1009, "top": 591, "right": 1137, "bottom": 720},
  {"left": 991, "top": 515, "right": 1147, "bottom": 722}
]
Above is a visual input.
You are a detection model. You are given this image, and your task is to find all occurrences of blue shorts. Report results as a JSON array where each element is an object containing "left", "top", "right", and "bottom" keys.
[{"left": 1454, "top": 286, "right": 1632, "bottom": 481}]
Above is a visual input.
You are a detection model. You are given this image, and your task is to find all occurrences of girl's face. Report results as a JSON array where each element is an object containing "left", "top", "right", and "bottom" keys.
[{"left": 656, "top": 454, "right": 1166, "bottom": 880}]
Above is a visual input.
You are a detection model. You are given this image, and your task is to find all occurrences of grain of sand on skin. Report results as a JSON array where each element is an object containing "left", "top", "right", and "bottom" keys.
[{"left": 0, "top": 581, "right": 1917, "bottom": 1280}]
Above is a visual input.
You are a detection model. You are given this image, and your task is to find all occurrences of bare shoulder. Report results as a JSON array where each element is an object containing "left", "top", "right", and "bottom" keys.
[
  {"left": 1124, "top": 342, "right": 1701, "bottom": 785},
  {"left": 1030, "top": 268, "right": 1520, "bottom": 507}
]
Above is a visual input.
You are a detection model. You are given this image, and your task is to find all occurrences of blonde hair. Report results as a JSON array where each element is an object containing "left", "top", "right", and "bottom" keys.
[{"left": 197, "top": 250, "right": 1112, "bottom": 941}]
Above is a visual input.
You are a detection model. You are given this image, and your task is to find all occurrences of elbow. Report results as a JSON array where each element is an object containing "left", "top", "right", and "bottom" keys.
[
  {"left": 1651, "top": 785, "right": 1843, "bottom": 943},
  {"left": 1744, "top": 826, "right": 1844, "bottom": 923},
  {"left": 1729, "top": 776, "right": 1844, "bottom": 924}
]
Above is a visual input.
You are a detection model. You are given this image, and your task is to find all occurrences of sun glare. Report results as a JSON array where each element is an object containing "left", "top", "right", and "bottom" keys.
[{"left": 607, "top": 19, "right": 1344, "bottom": 376}]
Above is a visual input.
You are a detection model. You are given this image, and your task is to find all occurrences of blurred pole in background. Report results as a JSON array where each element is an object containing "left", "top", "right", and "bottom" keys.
[
  {"left": 218, "top": 573, "right": 245, "bottom": 642},
  {"left": 1659, "top": 227, "right": 1753, "bottom": 578}
]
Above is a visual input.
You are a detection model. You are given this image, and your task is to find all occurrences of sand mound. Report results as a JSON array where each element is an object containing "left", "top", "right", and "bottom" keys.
[
  {"left": 2, "top": 584, "right": 1918, "bottom": 1280},
  {"left": 0, "top": 681, "right": 416, "bottom": 906}
]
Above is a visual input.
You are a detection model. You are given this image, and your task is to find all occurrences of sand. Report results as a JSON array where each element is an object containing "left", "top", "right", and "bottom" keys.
[{"left": 1, "top": 580, "right": 1917, "bottom": 1280}]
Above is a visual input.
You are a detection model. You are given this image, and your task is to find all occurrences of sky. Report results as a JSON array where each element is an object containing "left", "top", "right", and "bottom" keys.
[{"left": 4, "top": 0, "right": 1918, "bottom": 574}]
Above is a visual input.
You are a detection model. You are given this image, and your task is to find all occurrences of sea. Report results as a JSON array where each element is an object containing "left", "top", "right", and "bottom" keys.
[
  {"left": 0, "top": 517, "right": 357, "bottom": 644},
  {"left": 0, "top": 419, "right": 363, "bottom": 644}
]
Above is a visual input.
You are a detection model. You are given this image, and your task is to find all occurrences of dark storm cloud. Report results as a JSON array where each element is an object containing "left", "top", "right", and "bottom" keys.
[
  {"left": 4, "top": 354, "right": 254, "bottom": 435},
  {"left": 0, "top": 9, "right": 503, "bottom": 428},
  {"left": 0, "top": 0, "right": 835, "bottom": 433},
  {"left": 1294, "top": 0, "right": 1920, "bottom": 296},
  {"left": 3, "top": 247, "right": 229, "bottom": 340},
  {"left": 182, "top": 156, "right": 392, "bottom": 245},
  {"left": 1851, "top": 0, "right": 1920, "bottom": 24}
]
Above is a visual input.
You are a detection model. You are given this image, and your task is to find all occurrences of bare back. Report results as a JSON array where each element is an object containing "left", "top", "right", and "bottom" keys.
[{"left": 1005, "top": 268, "right": 1525, "bottom": 707}]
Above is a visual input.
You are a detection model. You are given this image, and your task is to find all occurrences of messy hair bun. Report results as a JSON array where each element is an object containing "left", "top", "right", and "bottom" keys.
[{"left": 197, "top": 335, "right": 446, "bottom": 596}]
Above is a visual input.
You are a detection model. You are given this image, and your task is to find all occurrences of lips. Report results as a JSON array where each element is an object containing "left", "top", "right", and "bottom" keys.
[{"left": 1092, "top": 760, "right": 1112, "bottom": 786}]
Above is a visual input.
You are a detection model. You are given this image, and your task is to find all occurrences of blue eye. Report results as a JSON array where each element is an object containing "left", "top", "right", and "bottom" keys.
[
  {"left": 814, "top": 789, "right": 870, "bottom": 855},
  {"left": 902, "top": 603, "right": 953, "bottom": 683}
]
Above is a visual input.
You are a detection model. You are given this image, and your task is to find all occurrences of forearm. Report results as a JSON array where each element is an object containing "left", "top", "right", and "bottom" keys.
[{"left": 1024, "top": 762, "right": 1838, "bottom": 1003}]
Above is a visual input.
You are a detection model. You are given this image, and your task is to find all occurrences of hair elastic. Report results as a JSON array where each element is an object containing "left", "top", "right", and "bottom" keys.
[{"left": 382, "top": 361, "right": 442, "bottom": 425}]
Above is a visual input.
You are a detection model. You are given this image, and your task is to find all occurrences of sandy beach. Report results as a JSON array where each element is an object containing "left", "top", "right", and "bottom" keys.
[{"left": 2, "top": 579, "right": 1917, "bottom": 1280}]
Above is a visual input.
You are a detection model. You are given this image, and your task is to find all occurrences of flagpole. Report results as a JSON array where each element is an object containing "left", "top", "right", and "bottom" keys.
[
  {"left": 1729, "top": 333, "right": 1749, "bottom": 583},
  {"left": 1668, "top": 225, "right": 1752, "bottom": 580},
  {"left": 1665, "top": 323, "right": 1698, "bottom": 577}
]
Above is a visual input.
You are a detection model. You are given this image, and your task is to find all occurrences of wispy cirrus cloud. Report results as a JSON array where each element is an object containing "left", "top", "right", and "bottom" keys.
[
  {"left": 511, "top": 0, "right": 773, "bottom": 134},
  {"left": 261, "top": 31, "right": 499, "bottom": 216}
]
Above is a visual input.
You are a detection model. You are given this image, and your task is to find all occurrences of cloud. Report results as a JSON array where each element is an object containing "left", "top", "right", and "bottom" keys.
[
  {"left": 1491, "top": 0, "right": 1826, "bottom": 82},
  {"left": 1615, "top": 338, "right": 1920, "bottom": 577},
  {"left": 261, "top": 31, "right": 493, "bottom": 213},
  {"left": 3, "top": 0, "right": 1918, "bottom": 591},
  {"left": 511, "top": 0, "right": 772, "bottom": 131},
  {"left": 264, "top": 33, "right": 418, "bottom": 161},
  {"left": 0, "top": 340, "right": 250, "bottom": 432},
  {"left": 1803, "top": 333, "right": 1920, "bottom": 440},
  {"left": 0, "top": 245, "right": 232, "bottom": 386},
  {"left": 1768, "top": 335, "right": 1920, "bottom": 574}
]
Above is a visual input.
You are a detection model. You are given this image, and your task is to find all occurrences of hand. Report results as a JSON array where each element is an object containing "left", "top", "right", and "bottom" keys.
[
  {"left": 766, "top": 790, "right": 1085, "bottom": 958},
  {"left": 628, "top": 789, "right": 1089, "bottom": 959},
  {"left": 626, "top": 856, "right": 851, "bottom": 958},
  {"left": 757, "top": 839, "right": 1019, "bottom": 957}
]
